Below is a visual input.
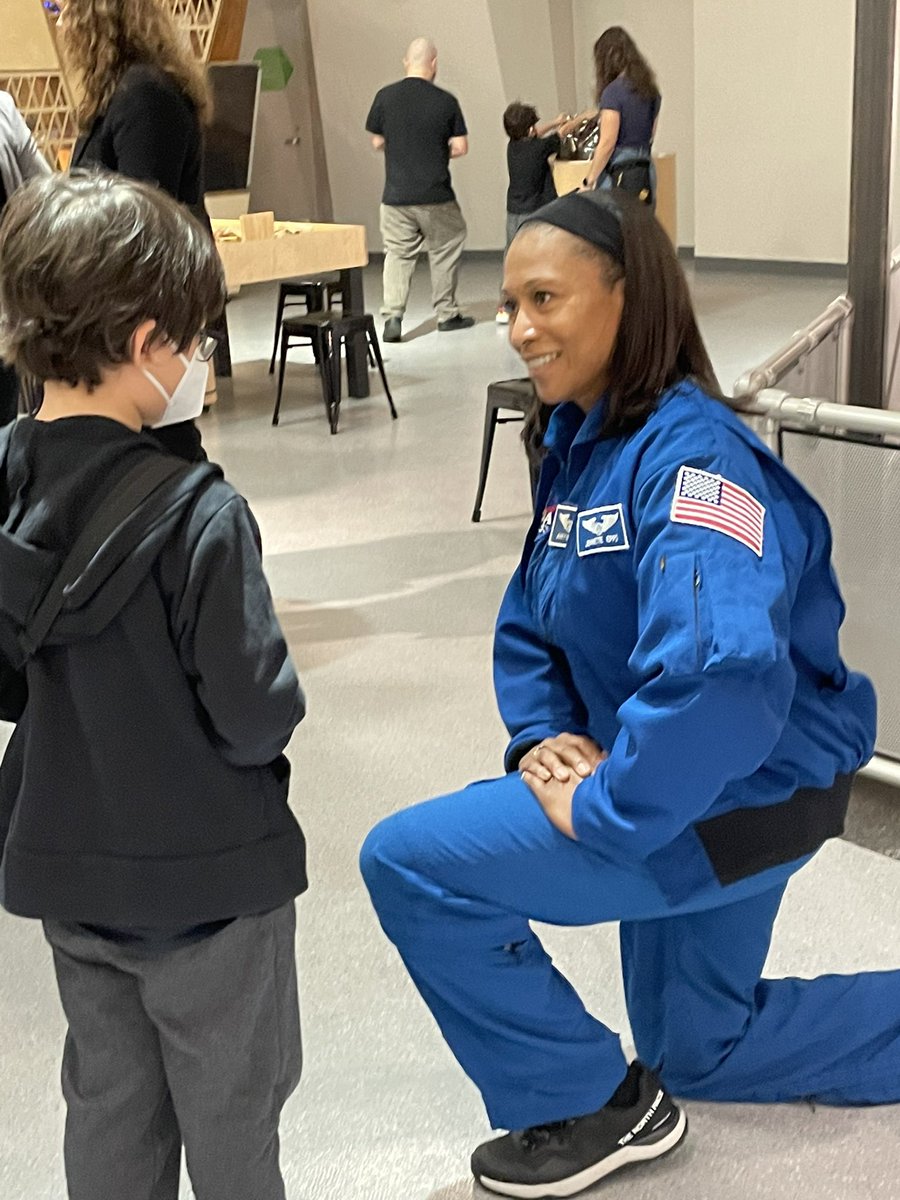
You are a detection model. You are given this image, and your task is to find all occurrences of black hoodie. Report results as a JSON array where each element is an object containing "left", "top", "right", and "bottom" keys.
[{"left": 0, "top": 416, "right": 307, "bottom": 927}]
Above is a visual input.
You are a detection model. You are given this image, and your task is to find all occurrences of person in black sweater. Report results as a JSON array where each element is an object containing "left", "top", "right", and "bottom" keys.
[
  {"left": 0, "top": 173, "right": 306, "bottom": 1200},
  {"left": 61, "top": 0, "right": 216, "bottom": 462}
]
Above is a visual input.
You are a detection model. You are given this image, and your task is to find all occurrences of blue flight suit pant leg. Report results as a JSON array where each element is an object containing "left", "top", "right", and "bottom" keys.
[{"left": 361, "top": 772, "right": 900, "bottom": 1131}]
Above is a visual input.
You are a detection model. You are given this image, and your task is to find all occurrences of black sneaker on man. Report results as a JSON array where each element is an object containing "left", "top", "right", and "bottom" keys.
[
  {"left": 470, "top": 1062, "right": 687, "bottom": 1199},
  {"left": 437, "top": 314, "right": 475, "bottom": 332},
  {"left": 383, "top": 317, "right": 403, "bottom": 342}
]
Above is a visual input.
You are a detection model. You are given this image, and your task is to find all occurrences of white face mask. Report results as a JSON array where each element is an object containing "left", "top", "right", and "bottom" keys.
[{"left": 144, "top": 350, "right": 210, "bottom": 428}]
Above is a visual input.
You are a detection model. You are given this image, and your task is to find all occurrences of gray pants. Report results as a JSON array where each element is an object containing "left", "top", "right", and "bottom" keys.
[
  {"left": 505, "top": 210, "right": 532, "bottom": 250},
  {"left": 380, "top": 200, "right": 467, "bottom": 321},
  {"left": 44, "top": 903, "right": 301, "bottom": 1200}
]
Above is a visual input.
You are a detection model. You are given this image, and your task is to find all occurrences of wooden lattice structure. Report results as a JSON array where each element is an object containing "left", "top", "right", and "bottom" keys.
[
  {"left": 0, "top": 0, "right": 226, "bottom": 169},
  {"left": 0, "top": 70, "right": 78, "bottom": 169}
]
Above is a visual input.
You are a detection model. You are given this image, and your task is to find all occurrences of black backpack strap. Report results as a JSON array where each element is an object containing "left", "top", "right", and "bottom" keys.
[{"left": 19, "top": 454, "right": 186, "bottom": 659}]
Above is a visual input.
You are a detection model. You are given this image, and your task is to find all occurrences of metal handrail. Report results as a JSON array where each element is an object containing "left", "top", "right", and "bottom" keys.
[
  {"left": 731, "top": 387, "right": 900, "bottom": 440},
  {"left": 732, "top": 296, "right": 853, "bottom": 401},
  {"left": 730, "top": 387, "right": 900, "bottom": 788}
]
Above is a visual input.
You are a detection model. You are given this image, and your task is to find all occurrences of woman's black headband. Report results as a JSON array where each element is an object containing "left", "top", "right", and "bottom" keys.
[{"left": 519, "top": 191, "right": 625, "bottom": 266}]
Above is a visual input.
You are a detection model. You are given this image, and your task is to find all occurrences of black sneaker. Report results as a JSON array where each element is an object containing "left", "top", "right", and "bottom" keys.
[
  {"left": 471, "top": 1062, "right": 687, "bottom": 1198},
  {"left": 383, "top": 317, "right": 403, "bottom": 342},
  {"left": 437, "top": 314, "right": 475, "bottom": 332}
]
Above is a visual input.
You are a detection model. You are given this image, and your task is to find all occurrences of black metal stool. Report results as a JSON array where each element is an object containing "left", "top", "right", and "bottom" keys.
[
  {"left": 273, "top": 311, "right": 398, "bottom": 434},
  {"left": 471, "top": 378, "right": 539, "bottom": 522},
  {"left": 268, "top": 277, "right": 343, "bottom": 374}
]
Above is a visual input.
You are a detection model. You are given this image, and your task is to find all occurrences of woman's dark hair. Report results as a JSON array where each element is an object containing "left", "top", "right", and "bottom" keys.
[
  {"left": 504, "top": 102, "right": 539, "bottom": 140},
  {"left": 519, "top": 191, "right": 722, "bottom": 445},
  {"left": 0, "top": 172, "right": 225, "bottom": 391},
  {"left": 594, "top": 26, "right": 659, "bottom": 102}
]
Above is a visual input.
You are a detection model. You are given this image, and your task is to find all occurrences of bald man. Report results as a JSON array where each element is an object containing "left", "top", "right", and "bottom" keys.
[{"left": 366, "top": 38, "right": 475, "bottom": 341}]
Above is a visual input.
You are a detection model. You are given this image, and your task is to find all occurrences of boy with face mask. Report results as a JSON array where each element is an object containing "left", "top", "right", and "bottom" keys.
[{"left": 0, "top": 173, "right": 307, "bottom": 1200}]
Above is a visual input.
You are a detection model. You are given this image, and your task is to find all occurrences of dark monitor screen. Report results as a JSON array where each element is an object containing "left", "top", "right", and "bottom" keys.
[{"left": 204, "top": 63, "right": 262, "bottom": 192}]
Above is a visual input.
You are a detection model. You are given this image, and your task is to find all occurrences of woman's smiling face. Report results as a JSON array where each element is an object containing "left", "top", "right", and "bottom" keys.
[{"left": 502, "top": 222, "right": 624, "bottom": 413}]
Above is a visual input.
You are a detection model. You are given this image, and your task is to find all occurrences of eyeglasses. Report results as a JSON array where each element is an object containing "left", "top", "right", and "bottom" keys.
[
  {"left": 43, "top": 1, "right": 61, "bottom": 14},
  {"left": 196, "top": 331, "right": 222, "bottom": 362}
]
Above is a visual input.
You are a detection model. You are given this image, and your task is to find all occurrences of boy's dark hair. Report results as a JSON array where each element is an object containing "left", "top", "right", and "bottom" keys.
[
  {"left": 0, "top": 172, "right": 226, "bottom": 391},
  {"left": 503, "top": 102, "right": 538, "bottom": 140}
]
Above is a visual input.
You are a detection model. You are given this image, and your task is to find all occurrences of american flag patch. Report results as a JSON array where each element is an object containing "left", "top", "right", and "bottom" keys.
[{"left": 669, "top": 466, "right": 765, "bottom": 556}]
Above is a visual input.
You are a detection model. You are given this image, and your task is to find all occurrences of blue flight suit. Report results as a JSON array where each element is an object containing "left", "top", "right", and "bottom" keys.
[{"left": 361, "top": 383, "right": 900, "bottom": 1131}]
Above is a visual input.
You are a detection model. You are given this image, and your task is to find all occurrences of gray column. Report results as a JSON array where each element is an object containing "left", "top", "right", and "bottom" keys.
[{"left": 847, "top": 0, "right": 896, "bottom": 408}]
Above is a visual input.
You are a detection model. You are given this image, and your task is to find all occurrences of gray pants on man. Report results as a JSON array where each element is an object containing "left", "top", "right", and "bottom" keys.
[
  {"left": 44, "top": 903, "right": 301, "bottom": 1200},
  {"left": 380, "top": 200, "right": 467, "bottom": 321}
]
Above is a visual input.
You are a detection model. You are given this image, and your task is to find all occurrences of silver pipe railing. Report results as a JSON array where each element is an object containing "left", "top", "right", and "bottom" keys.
[
  {"left": 729, "top": 387, "right": 900, "bottom": 788},
  {"left": 732, "top": 296, "right": 853, "bottom": 403}
]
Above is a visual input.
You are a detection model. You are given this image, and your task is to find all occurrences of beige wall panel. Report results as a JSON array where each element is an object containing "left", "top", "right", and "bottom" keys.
[
  {"left": 487, "top": 0, "right": 563, "bottom": 125},
  {"left": 694, "top": 0, "right": 853, "bottom": 263},
  {"left": 240, "top": 0, "right": 333, "bottom": 222},
  {"left": 0, "top": 1, "right": 59, "bottom": 71}
]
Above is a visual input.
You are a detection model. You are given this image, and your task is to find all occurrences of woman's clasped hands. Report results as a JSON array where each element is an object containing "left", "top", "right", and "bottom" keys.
[{"left": 519, "top": 733, "right": 607, "bottom": 840}]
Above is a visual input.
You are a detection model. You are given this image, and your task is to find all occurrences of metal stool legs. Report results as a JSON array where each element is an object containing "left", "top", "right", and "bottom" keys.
[
  {"left": 471, "top": 401, "right": 502, "bottom": 522},
  {"left": 364, "top": 318, "right": 397, "bottom": 419},
  {"left": 273, "top": 325, "right": 292, "bottom": 426}
]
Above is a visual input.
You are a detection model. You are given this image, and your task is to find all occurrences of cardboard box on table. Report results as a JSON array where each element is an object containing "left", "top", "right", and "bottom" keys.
[{"left": 551, "top": 153, "right": 677, "bottom": 248}]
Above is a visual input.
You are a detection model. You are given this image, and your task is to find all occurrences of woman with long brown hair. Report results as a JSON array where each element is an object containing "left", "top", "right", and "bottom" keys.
[
  {"left": 58, "top": 0, "right": 215, "bottom": 462},
  {"left": 562, "top": 26, "right": 661, "bottom": 201},
  {"left": 361, "top": 190, "right": 892, "bottom": 1198}
]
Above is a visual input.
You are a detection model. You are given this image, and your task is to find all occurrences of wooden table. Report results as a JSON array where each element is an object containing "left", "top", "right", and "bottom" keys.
[{"left": 212, "top": 219, "right": 371, "bottom": 397}]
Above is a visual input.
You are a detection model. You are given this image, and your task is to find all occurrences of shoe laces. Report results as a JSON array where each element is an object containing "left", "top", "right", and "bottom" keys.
[{"left": 520, "top": 1119, "right": 575, "bottom": 1152}]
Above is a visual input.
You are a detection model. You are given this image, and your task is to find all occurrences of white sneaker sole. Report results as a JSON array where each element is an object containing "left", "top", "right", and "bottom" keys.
[{"left": 477, "top": 1107, "right": 688, "bottom": 1199}]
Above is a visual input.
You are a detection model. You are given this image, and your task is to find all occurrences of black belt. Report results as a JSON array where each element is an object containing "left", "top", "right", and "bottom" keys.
[{"left": 695, "top": 773, "right": 853, "bottom": 885}]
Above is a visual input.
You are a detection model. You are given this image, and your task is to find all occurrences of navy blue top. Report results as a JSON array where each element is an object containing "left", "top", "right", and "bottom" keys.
[{"left": 598, "top": 76, "right": 660, "bottom": 149}]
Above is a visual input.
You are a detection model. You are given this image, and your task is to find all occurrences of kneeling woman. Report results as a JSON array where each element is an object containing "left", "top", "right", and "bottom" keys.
[{"left": 361, "top": 191, "right": 897, "bottom": 1199}]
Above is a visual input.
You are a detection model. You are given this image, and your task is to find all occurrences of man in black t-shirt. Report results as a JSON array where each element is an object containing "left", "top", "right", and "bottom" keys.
[{"left": 366, "top": 38, "right": 475, "bottom": 342}]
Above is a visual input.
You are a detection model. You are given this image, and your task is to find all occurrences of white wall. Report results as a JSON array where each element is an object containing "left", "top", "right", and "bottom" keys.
[
  {"left": 308, "top": 0, "right": 508, "bottom": 251},
  {"left": 693, "top": 0, "right": 854, "bottom": 263},
  {"left": 572, "top": 0, "right": 695, "bottom": 247},
  {"left": 301, "top": 0, "right": 860, "bottom": 262}
]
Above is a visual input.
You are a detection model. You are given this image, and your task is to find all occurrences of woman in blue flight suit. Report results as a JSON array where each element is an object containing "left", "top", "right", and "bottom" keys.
[{"left": 361, "top": 190, "right": 899, "bottom": 1200}]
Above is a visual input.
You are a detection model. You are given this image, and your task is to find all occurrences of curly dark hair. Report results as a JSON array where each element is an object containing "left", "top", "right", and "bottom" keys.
[
  {"left": 59, "top": 0, "right": 212, "bottom": 128},
  {"left": 0, "top": 172, "right": 225, "bottom": 391},
  {"left": 503, "top": 102, "right": 539, "bottom": 141},
  {"left": 594, "top": 27, "right": 659, "bottom": 103}
]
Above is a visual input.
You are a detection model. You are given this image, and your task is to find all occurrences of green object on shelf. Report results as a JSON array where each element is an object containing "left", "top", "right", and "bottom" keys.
[{"left": 253, "top": 46, "right": 295, "bottom": 92}]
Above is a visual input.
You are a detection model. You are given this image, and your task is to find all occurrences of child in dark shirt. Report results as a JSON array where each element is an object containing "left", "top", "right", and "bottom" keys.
[
  {"left": 497, "top": 102, "right": 566, "bottom": 323},
  {"left": 0, "top": 173, "right": 306, "bottom": 1200}
]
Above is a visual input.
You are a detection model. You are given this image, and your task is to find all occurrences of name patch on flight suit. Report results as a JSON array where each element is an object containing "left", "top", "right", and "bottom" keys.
[
  {"left": 576, "top": 504, "right": 630, "bottom": 555},
  {"left": 548, "top": 503, "right": 578, "bottom": 548}
]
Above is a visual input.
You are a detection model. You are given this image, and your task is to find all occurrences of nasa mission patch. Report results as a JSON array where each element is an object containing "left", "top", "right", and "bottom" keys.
[{"left": 576, "top": 504, "right": 630, "bottom": 556}]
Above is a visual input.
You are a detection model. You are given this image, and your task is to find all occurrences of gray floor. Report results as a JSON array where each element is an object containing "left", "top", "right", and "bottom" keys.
[{"left": 1, "top": 258, "right": 898, "bottom": 1199}]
